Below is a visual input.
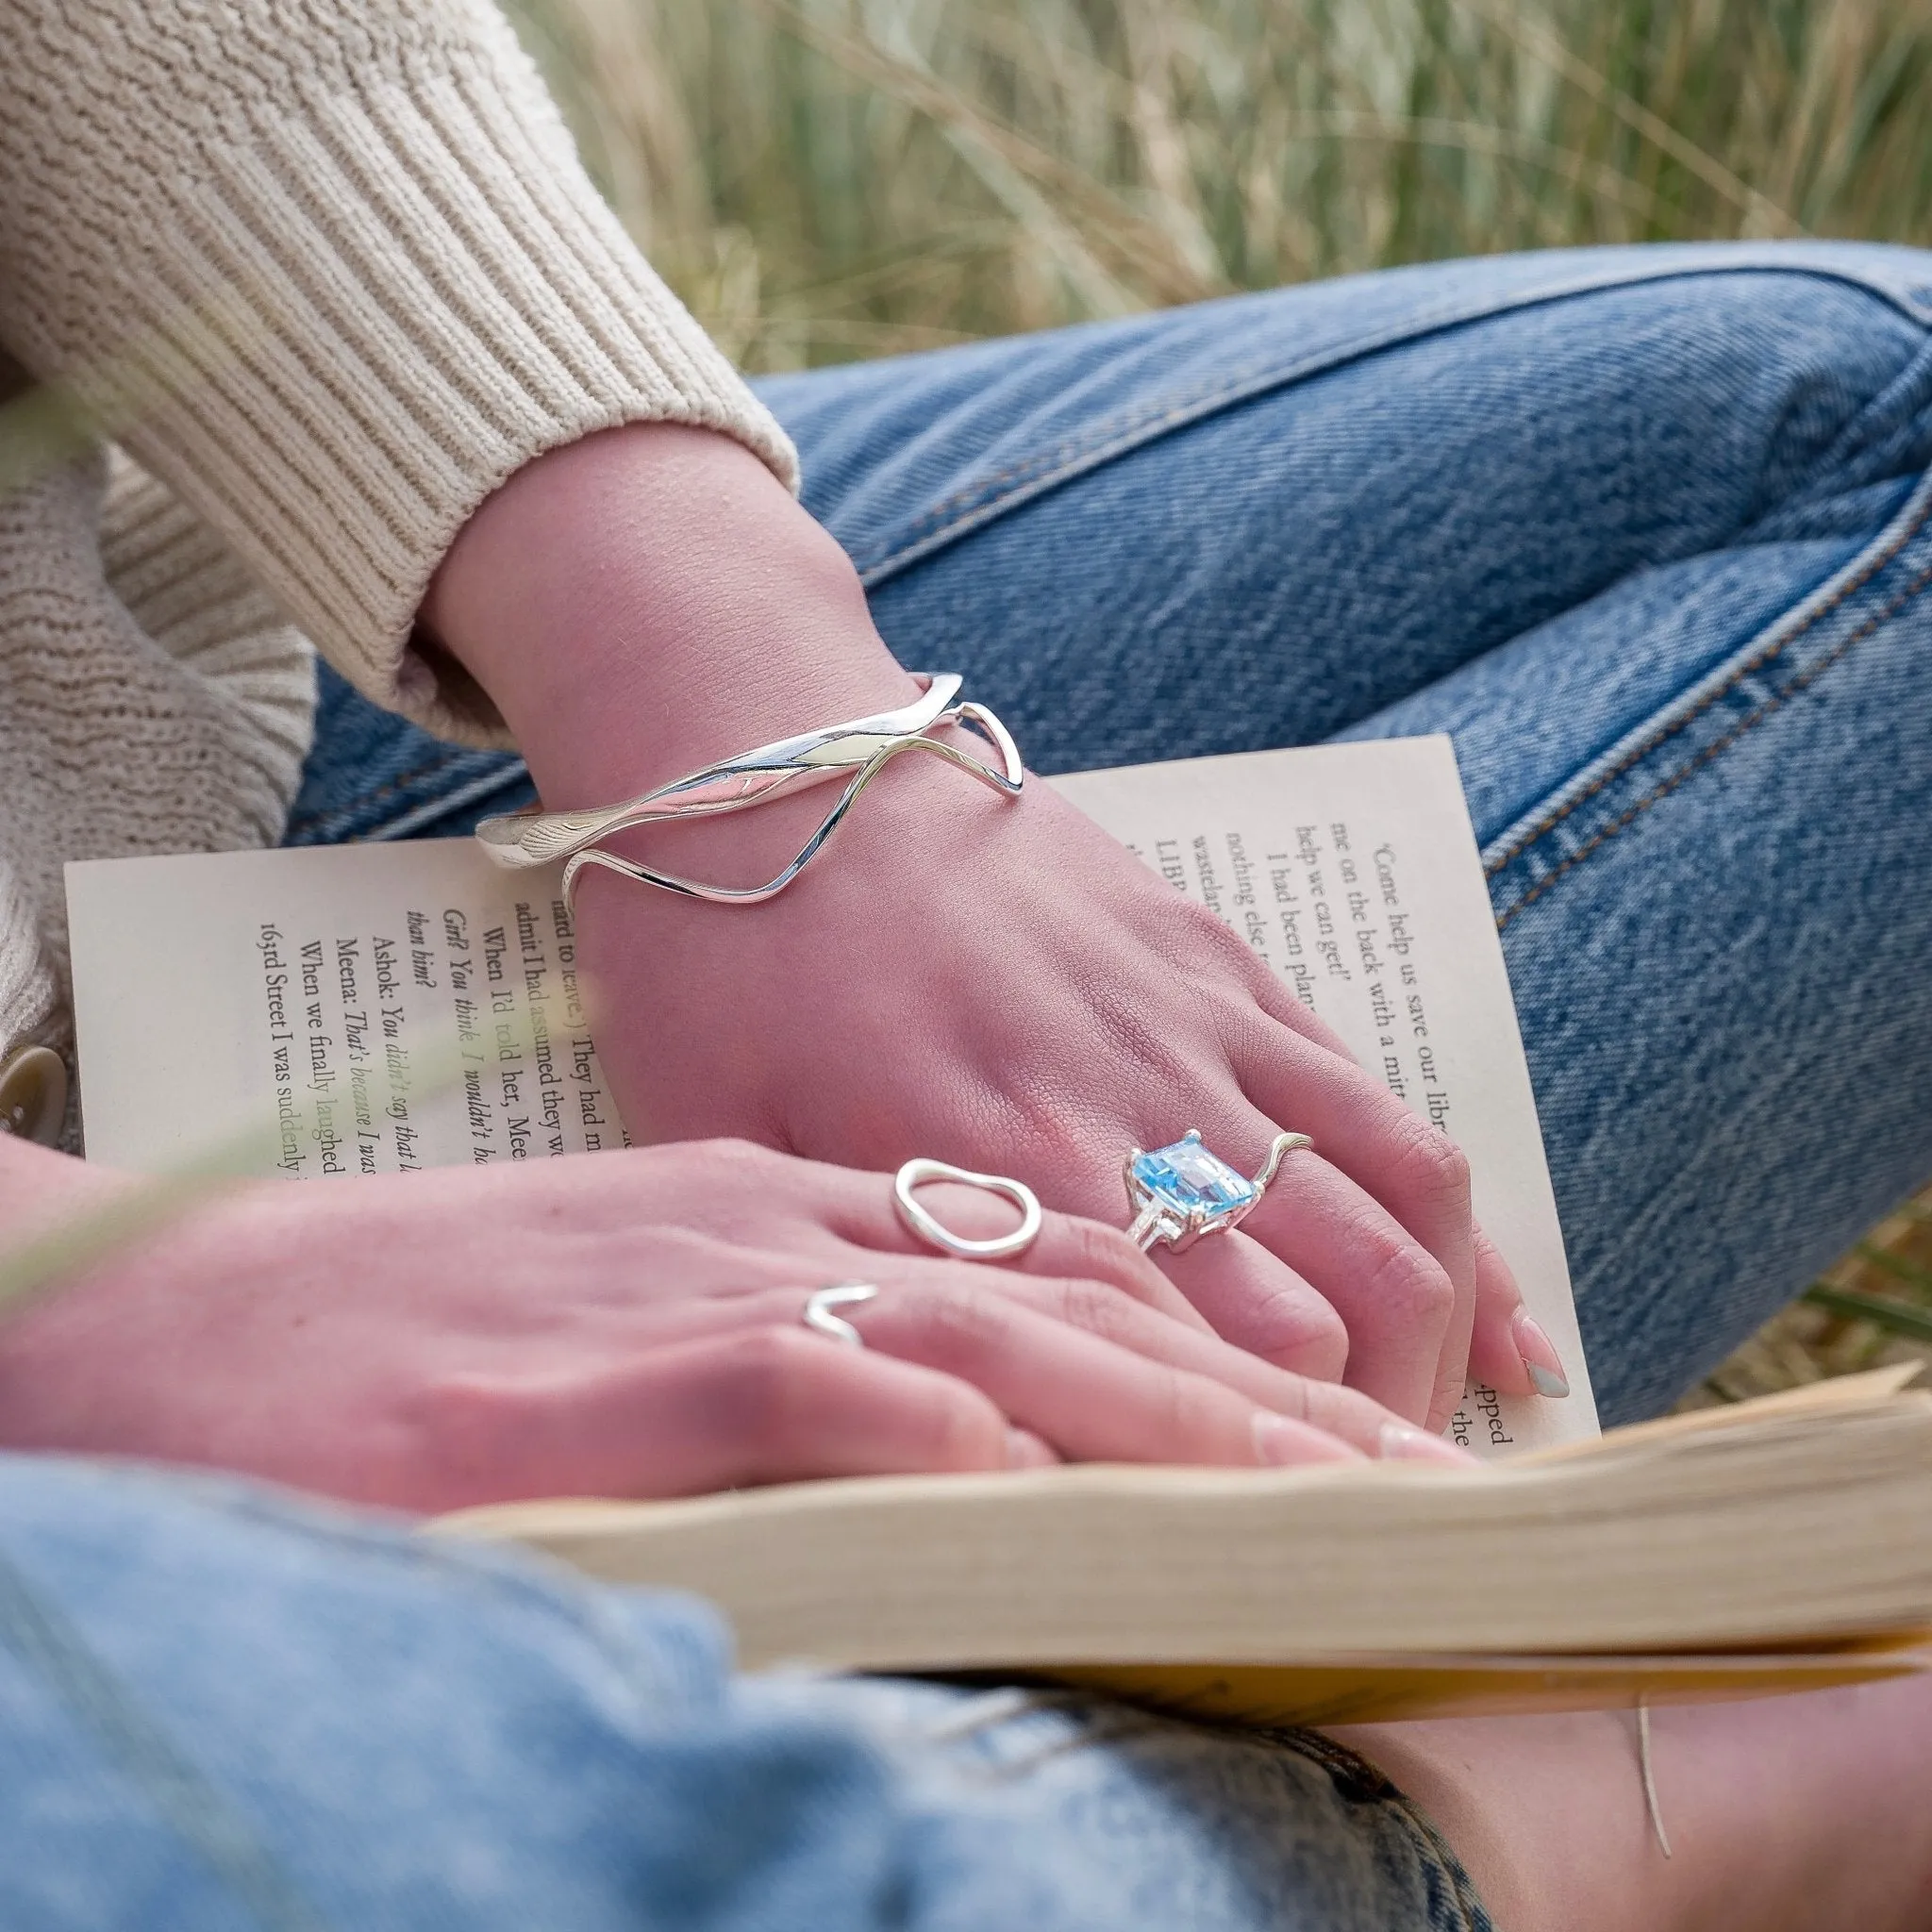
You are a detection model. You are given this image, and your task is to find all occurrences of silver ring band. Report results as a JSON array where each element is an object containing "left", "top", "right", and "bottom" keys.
[
  {"left": 802, "top": 1282, "right": 878, "bottom": 1348},
  {"left": 893, "top": 1158, "right": 1043, "bottom": 1261}
]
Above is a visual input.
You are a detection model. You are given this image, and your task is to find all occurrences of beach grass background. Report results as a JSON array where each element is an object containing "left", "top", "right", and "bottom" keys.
[
  {"left": 509, "top": 0, "right": 1932, "bottom": 1399},
  {"left": 508, "top": 0, "right": 1932, "bottom": 370}
]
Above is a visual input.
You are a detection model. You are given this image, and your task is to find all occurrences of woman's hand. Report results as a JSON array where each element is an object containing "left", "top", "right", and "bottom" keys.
[
  {"left": 429, "top": 427, "right": 1566, "bottom": 1431},
  {"left": 0, "top": 1138, "right": 1469, "bottom": 1514}
]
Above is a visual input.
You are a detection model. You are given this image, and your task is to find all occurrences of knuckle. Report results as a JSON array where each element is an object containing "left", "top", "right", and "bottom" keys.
[
  {"left": 919, "top": 1386, "right": 1000, "bottom": 1470},
  {"left": 1052, "top": 1275, "right": 1151, "bottom": 1352},
  {"left": 412, "top": 1372, "right": 531, "bottom": 1458},
  {"left": 652, "top": 1137, "right": 782, "bottom": 1218},
  {"left": 704, "top": 1325, "right": 825, "bottom": 1448},
  {"left": 1171, "top": 889, "right": 1269, "bottom": 978},
  {"left": 687, "top": 1135, "right": 780, "bottom": 1178},
  {"left": 1363, "top": 1236, "right": 1457, "bottom": 1332},
  {"left": 1054, "top": 1215, "right": 1152, "bottom": 1292},
  {"left": 897, "top": 1282, "right": 1008, "bottom": 1364},
  {"left": 1247, "top": 1288, "right": 1348, "bottom": 1378},
  {"left": 1159, "top": 1369, "right": 1234, "bottom": 1452},
  {"left": 1381, "top": 1108, "right": 1472, "bottom": 1211}
]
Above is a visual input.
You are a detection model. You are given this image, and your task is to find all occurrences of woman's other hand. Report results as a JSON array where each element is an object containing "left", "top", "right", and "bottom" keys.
[
  {"left": 428, "top": 426, "right": 1562, "bottom": 1430},
  {"left": 0, "top": 1138, "right": 1471, "bottom": 1513}
]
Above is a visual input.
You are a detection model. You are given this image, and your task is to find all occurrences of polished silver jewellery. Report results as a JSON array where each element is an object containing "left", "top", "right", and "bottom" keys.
[
  {"left": 1123, "top": 1128, "right": 1313, "bottom": 1253},
  {"left": 802, "top": 1282, "right": 879, "bottom": 1348},
  {"left": 893, "top": 1158, "right": 1043, "bottom": 1262},
  {"left": 474, "top": 673, "right": 1022, "bottom": 907}
]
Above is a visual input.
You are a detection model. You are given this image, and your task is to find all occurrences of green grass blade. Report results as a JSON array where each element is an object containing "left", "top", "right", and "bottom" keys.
[
  {"left": 1854, "top": 1244, "right": 1932, "bottom": 1299},
  {"left": 1804, "top": 1283, "right": 1932, "bottom": 1345}
]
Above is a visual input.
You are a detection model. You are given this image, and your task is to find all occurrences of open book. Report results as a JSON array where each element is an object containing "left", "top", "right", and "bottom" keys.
[
  {"left": 433, "top": 1370, "right": 1932, "bottom": 1725},
  {"left": 67, "top": 735, "right": 1596, "bottom": 1457},
  {"left": 63, "top": 739, "right": 1931, "bottom": 1723}
]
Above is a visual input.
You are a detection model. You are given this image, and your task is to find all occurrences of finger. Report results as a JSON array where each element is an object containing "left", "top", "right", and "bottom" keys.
[
  {"left": 1150, "top": 1230, "right": 1348, "bottom": 1379},
  {"left": 423, "top": 1328, "right": 1032, "bottom": 1504},
  {"left": 981, "top": 1268, "right": 1370, "bottom": 1435},
  {"left": 1239, "top": 1023, "right": 1476, "bottom": 1408},
  {"left": 1465, "top": 1224, "right": 1571, "bottom": 1400},
  {"left": 849, "top": 1278, "right": 1361, "bottom": 1468},
  {"left": 682, "top": 1267, "right": 1341, "bottom": 1433},
  {"left": 983, "top": 1271, "right": 1471, "bottom": 1463},
  {"left": 1268, "top": 1364, "right": 1479, "bottom": 1466},
  {"left": 854, "top": 1277, "right": 1475, "bottom": 1467},
  {"left": 1090, "top": 1280, "right": 1475, "bottom": 1468},
  {"left": 664, "top": 1271, "right": 1456, "bottom": 1466},
  {"left": 1236, "top": 1147, "right": 1458, "bottom": 1427}
]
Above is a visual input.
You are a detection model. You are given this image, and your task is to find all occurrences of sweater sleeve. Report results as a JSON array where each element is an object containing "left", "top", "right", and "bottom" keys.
[{"left": 0, "top": 0, "right": 798, "bottom": 744}]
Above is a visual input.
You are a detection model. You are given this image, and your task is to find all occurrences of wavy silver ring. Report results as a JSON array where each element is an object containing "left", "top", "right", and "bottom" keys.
[
  {"left": 1123, "top": 1128, "right": 1314, "bottom": 1254},
  {"left": 893, "top": 1158, "right": 1043, "bottom": 1262},
  {"left": 474, "top": 673, "right": 1023, "bottom": 908},
  {"left": 802, "top": 1282, "right": 879, "bottom": 1349}
]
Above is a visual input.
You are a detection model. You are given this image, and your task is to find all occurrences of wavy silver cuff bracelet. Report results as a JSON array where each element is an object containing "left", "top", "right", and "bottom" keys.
[{"left": 474, "top": 673, "right": 1024, "bottom": 907}]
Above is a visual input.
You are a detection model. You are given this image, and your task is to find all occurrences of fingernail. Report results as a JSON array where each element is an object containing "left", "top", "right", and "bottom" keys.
[
  {"left": 1511, "top": 1309, "right": 1572, "bottom": 1399},
  {"left": 1005, "top": 1426, "right": 1059, "bottom": 1469},
  {"left": 1253, "top": 1412, "right": 1361, "bottom": 1467},
  {"left": 1378, "top": 1422, "right": 1482, "bottom": 1467}
]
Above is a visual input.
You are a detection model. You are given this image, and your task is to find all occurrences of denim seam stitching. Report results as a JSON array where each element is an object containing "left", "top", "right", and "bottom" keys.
[
  {"left": 853, "top": 257, "right": 1932, "bottom": 584},
  {"left": 288, "top": 746, "right": 468, "bottom": 842},
  {"left": 1249, "top": 1726, "right": 1493, "bottom": 1930},
  {"left": 1485, "top": 481, "right": 1932, "bottom": 878},
  {"left": 1384, "top": 1792, "right": 1497, "bottom": 1932},
  {"left": 1492, "top": 538, "right": 1932, "bottom": 929}
]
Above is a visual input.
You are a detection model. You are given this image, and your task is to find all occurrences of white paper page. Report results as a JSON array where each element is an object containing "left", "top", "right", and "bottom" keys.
[
  {"left": 1053, "top": 738, "right": 1597, "bottom": 1452},
  {"left": 67, "top": 734, "right": 1594, "bottom": 1453},
  {"left": 67, "top": 844, "right": 625, "bottom": 1176}
]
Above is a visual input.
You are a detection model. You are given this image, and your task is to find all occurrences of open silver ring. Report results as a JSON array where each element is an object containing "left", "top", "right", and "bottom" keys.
[
  {"left": 802, "top": 1282, "right": 878, "bottom": 1348},
  {"left": 1123, "top": 1129, "right": 1314, "bottom": 1254},
  {"left": 893, "top": 1158, "right": 1043, "bottom": 1261}
]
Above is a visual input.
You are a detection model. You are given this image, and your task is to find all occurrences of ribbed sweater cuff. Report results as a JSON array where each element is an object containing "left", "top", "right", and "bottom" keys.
[
  {"left": 0, "top": 866, "right": 58, "bottom": 1068},
  {"left": 75, "top": 52, "right": 798, "bottom": 746}
]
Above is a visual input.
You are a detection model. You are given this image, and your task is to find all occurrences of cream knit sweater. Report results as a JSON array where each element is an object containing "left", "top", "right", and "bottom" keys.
[{"left": 0, "top": 0, "right": 794, "bottom": 1089}]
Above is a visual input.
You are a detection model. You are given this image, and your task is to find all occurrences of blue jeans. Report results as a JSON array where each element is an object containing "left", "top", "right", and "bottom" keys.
[
  {"left": 11, "top": 242, "right": 1927, "bottom": 1926},
  {"left": 0, "top": 1461, "right": 1483, "bottom": 1930}
]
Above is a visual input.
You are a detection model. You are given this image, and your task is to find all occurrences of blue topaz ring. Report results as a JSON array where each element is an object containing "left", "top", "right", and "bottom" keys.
[{"left": 1124, "top": 1130, "right": 1314, "bottom": 1254}]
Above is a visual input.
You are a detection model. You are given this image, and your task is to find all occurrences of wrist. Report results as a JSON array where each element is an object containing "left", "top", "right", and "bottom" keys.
[{"left": 423, "top": 424, "right": 917, "bottom": 809}]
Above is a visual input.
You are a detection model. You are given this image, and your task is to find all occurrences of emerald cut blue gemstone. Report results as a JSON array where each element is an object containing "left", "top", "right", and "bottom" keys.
[{"left": 1130, "top": 1134, "right": 1258, "bottom": 1221}]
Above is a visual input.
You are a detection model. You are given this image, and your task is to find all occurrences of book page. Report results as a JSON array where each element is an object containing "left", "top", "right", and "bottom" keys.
[
  {"left": 1053, "top": 738, "right": 1597, "bottom": 1451},
  {"left": 66, "top": 734, "right": 1593, "bottom": 1454},
  {"left": 67, "top": 843, "right": 625, "bottom": 1175}
]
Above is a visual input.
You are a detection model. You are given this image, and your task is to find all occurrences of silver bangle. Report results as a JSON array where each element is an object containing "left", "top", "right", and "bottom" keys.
[{"left": 475, "top": 673, "right": 1023, "bottom": 907}]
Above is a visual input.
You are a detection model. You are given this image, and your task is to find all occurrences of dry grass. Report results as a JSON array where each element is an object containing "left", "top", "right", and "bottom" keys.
[
  {"left": 509, "top": 0, "right": 1932, "bottom": 371},
  {"left": 506, "top": 0, "right": 1932, "bottom": 1396}
]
